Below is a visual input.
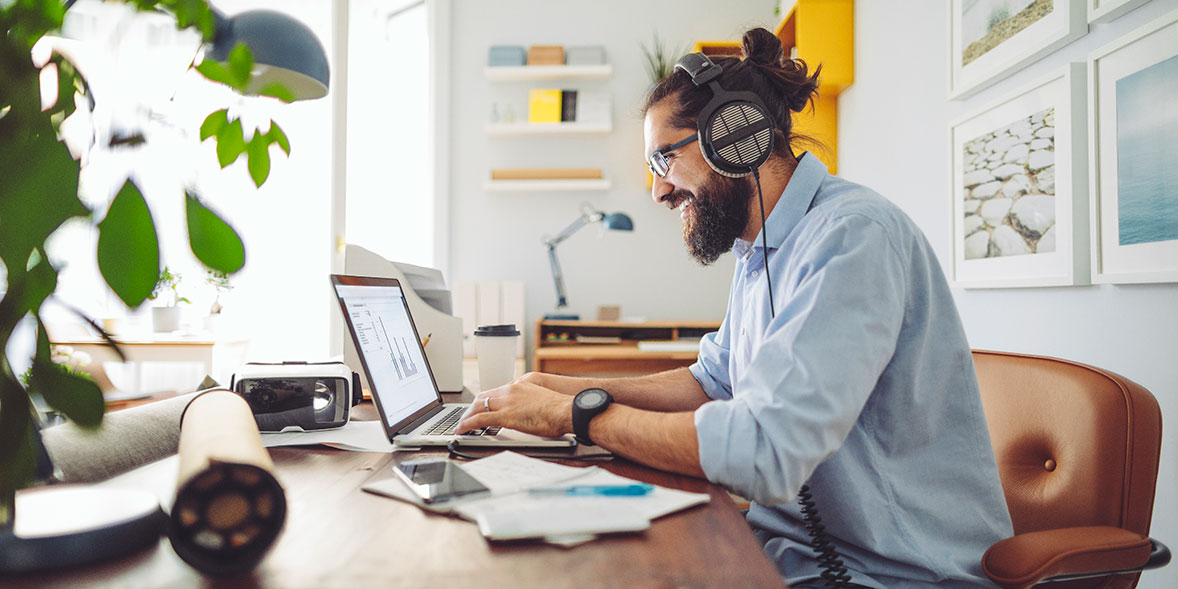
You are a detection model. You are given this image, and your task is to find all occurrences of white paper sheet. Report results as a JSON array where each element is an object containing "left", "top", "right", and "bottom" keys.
[
  {"left": 361, "top": 451, "right": 710, "bottom": 546},
  {"left": 259, "top": 419, "right": 395, "bottom": 452}
]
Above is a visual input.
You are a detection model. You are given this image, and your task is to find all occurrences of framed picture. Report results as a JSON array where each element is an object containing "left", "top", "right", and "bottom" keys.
[
  {"left": 1088, "top": 9, "right": 1178, "bottom": 284},
  {"left": 950, "top": 63, "right": 1088, "bottom": 288},
  {"left": 949, "top": 0, "right": 1087, "bottom": 99},
  {"left": 1088, "top": 0, "right": 1150, "bottom": 24}
]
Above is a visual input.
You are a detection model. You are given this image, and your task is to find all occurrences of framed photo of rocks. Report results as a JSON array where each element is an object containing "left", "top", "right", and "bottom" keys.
[
  {"left": 950, "top": 63, "right": 1089, "bottom": 288},
  {"left": 949, "top": 0, "right": 1087, "bottom": 99},
  {"left": 1088, "top": 10, "right": 1178, "bottom": 284}
]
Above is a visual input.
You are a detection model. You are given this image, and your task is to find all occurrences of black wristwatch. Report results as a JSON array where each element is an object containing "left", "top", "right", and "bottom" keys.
[{"left": 571, "top": 388, "right": 613, "bottom": 446}]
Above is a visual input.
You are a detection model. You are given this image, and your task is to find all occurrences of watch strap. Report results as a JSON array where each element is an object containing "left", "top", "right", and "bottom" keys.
[{"left": 572, "top": 389, "right": 613, "bottom": 446}]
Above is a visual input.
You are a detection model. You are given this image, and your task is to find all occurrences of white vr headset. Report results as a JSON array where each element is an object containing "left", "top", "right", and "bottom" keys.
[{"left": 230, "top": 362, "right": 362, "bottom": 432}]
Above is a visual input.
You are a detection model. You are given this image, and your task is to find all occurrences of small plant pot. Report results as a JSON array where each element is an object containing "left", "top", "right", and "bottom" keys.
[{"left": 152, "top": 307, "right": 181, "bottom": 333}]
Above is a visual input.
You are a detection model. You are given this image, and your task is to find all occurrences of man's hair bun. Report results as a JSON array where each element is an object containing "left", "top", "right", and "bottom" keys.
[{"left": 741, "top": 27, "right": 784, "bottom": 67}]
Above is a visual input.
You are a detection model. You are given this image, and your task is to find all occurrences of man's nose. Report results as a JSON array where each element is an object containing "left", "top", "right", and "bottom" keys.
[{"left": 651, "top": 174, "right": 673, "bottom": 204}]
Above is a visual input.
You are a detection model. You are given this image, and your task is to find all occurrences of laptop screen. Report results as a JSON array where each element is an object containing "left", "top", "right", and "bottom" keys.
[{"left": 333, "top": 277, "right": 441, "bottom": 430}]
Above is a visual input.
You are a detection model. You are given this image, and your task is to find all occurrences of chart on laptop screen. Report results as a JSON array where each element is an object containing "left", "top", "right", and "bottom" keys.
[{"left": 337, "top": 285, "right": 436, "bottom": 424}]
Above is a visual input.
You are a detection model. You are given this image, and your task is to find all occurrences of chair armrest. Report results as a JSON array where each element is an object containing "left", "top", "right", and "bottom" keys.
[{"left": 982, "top": 526, "right": 1152, "bottom": 588}]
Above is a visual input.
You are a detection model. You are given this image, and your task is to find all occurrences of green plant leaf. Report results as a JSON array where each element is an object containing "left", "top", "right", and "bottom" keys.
[
  {"left": 215, "top": 118, "right": 246, "bottom": 167},
  {"left": 267, "top": 122, "right": 290, "bottom": 155},
  {"left": 164, "top": 0, "right": 217, "bottom": 40},
  {"left": 227, "top": 44, "right": 255, "bottom": 90},
  {"left": 186, "top": 192, "right": 245, "bottom": 274},
  {"left": 97, "top": 180, "right": 160, "bottom": 308},
  {"left": 32, "top": 321, "right": 103, "bottom": 428},
  {"left": 0, "top": 125, "right": 84, "bottom": 272},
  {"left": 246, "top": 133, "right": 271, "bottom": 187},
  {"left": 195, "top": 59, "right": 237, "bottom": 88},
  {"left": 22, "top": 249, "right": 58, "bottom": 315},
  {"left": 200, "top": 109, "right": 228, "bottom": 141},
  {"left": 0, "top": 386, "right": 37, "bottom": 502},
  {"left": 257, "top": 83, "right": 295, "bottom": 103}
]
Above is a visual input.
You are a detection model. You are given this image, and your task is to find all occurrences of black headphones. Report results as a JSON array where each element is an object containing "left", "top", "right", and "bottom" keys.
[{"left": 674, "top": 52, "right": 776, "bottom": 178}]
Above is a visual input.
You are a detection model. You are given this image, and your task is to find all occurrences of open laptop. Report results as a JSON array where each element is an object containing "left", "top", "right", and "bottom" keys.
[{"left": 331, "top": 274, "right": 575, "bottom": 448}]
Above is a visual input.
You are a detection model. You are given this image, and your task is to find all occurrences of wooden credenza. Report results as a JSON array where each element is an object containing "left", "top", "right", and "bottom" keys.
[{"left": 532, "top": 319, "right": 721, "bottom": 376}]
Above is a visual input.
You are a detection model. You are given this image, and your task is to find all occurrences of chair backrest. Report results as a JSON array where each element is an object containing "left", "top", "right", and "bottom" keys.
[
  {"left": 973, "top": 350, "right": 1162, "bottom": 534},
  {"left": 973, "top": 350, "right": 1163, "bottom": 586}
]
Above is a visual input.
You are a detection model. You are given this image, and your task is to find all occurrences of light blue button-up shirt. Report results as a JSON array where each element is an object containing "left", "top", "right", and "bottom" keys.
[{"left": 690, "top": 154, "right": 1012, "bottom": 587}]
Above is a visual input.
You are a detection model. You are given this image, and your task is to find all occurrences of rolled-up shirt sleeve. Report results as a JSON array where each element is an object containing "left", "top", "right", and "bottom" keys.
[
  {"left": 694, "top": 213, "right": 908, "bottom": 506},
  {"left": 690, "top": 316, "right": 733, "bottom": 400}
]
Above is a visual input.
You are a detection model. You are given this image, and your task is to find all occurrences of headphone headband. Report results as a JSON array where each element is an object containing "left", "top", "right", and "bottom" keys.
[{"left": 674, "top": 52, "right": 722, "bottom": 86}]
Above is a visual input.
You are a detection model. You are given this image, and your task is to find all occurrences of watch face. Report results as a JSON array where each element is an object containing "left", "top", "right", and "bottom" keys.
[{"left": 576, "top": 389, "right": 607, "bottom": 409}]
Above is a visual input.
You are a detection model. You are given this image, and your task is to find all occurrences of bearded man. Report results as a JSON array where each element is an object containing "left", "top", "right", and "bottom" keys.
[{"left": 458, "top": 28, "right": 1012, "bottom": 588}]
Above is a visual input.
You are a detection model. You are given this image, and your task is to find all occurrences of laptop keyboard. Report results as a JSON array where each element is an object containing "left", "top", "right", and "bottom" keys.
[{"left": 423, "top": 406, "right": 502, "bottom": 437}]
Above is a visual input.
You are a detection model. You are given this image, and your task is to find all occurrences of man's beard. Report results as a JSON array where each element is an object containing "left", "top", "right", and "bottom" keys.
[{"left": 679, "top": 174, "right": 753, "bottom": 265}]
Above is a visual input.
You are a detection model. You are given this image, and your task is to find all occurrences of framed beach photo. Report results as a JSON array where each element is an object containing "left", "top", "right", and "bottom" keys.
[
  {"left": 949, "top": 0, "right": 1087, "bottom": 99},
  {"left": 1088, "top": 0, "right": 1150, "bottom": 24},
  {"left": 950, "top": 63, "right": 1089, "bottom": 288},
  {"left": 1088, "top": 9, "right": 1178, "bottom": 284}
]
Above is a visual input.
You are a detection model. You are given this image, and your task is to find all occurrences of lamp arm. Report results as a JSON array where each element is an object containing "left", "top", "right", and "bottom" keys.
[
  {"left": 546, "top": 243, "right": 568, "bottom": 309},
  {"left": 544, "top": 208, "right": 605, "bottom": 247}
]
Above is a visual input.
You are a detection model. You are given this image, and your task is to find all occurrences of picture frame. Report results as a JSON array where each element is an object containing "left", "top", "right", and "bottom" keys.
[
  {"left": 1087, "top": 9, "right": 1178, "bottom": 284},
  {"left": 1088, "top": 0, "right": 1151, "bottom": 24},
  {"left": 949, "top": 0, "right": 1087, "bottom": 99},
  {"left": 950, "top": 63, "right": 1089, "bottom": 288}
]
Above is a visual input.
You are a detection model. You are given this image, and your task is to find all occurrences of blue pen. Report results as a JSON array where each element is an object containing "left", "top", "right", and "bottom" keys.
[{"left": 528, "top": 483, "right": 654, "bottom": 496}]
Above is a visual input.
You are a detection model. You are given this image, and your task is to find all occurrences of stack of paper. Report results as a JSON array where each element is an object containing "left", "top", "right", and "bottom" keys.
[
  {"left": 260, "top": 419, "right": 395, "bottom": 453},
  {"left": 362, "top": 451, "right": 710, "bottom": 546}
]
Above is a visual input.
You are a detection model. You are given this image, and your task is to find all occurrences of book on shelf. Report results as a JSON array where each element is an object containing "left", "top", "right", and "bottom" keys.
[
  {"left": 560, "top": 90, "right": 577, "bottom": 122},
  {"left": 636, "top": 339, "right": 702, "bottom": 353},
  {"left": 526, "top": 45, "right": 564, "bottom": 65},
  {"left": 528, "top": 88, "right": 562, "bottom": 123}
]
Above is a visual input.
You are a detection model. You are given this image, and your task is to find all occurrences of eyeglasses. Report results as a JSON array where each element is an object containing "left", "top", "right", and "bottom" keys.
[{"left": 647, "top": 133, "right": 699, "bottom": 178}]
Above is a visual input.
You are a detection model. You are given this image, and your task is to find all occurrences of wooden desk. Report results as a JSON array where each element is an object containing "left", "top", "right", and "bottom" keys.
[
  {"left": 533, "top": 319, "right": 721, "bottom": 376},
  {"left": 10, "top": 410, "right": 783, "bottom": 587}
]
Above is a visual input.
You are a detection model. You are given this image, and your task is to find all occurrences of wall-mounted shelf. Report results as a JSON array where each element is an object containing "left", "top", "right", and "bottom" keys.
[
  {"left": 485, "top": 121, "right": 612, "bottom": 136},
  {"left": 484, "top": 64, "right": 612, "bottom": 81},
  {"left": 484, "top": 179, "right": 612, "bottom": 193}
]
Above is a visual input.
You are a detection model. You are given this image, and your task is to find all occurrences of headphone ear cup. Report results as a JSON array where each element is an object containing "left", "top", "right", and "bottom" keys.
[
  {"left": 700, "top": 101, "right": 775, "bottom": 177},
  {"left": 697, "top": 140, "right": 747, "bottom": 178}
]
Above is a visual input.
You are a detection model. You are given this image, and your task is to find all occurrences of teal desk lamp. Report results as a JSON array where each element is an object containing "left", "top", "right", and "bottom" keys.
[
  {"left": 207, "top": 8, "right": 330, "bottom": 100},
  {"left": 543, "top": 204, "right": 634, "bottom": 320}
]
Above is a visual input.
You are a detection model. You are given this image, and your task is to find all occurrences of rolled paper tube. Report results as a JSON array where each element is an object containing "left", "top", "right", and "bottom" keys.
[
  {"left": 168, "top": 389, "right": 287, "bottom": 576},
  {"left": 41, "top": 391, "right": 200, "bottom": 483}
]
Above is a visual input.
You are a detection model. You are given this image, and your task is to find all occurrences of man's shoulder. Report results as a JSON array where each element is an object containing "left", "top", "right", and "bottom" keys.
[{"left": 808, "top": 176, "right": 927, "bottom": 239}]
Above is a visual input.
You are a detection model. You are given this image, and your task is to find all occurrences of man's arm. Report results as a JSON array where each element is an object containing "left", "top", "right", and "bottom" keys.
[
  {"left": 516, "top": 367, "right": 710, "bottom": 412},
  {"left": 454, "top": 381, "right": 705, "bottom": 477}
]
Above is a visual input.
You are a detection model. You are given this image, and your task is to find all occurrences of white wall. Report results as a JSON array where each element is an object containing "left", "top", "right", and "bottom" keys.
[
  {"left": 447, "top": 0, "right": 777, "bottom": 354},
  {"left": 840, "top": 2, "right": 1178, "bottom": 588}
]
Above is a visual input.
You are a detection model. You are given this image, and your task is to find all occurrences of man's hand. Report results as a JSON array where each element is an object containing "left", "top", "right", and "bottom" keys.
[
  {"left": 456, "top": 381, "right": 574, "bottom": 437},
  {"left": 514, "top": 371, "right": 594, "bottom": 396}
]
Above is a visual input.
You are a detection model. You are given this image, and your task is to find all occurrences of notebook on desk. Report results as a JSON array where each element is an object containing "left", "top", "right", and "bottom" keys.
[{"left": 331, "top": 274, "right": 575, "bottom": 448}]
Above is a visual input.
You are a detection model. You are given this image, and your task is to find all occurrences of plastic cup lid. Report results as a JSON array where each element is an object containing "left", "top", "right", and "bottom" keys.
[{"left": 474, "top": 324, "right": 520, "bottom": 337}]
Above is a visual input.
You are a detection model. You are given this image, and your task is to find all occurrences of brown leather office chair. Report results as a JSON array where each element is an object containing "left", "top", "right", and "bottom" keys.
[{"left": 973, "top": 350, "right": 1170, "bottom": 588}]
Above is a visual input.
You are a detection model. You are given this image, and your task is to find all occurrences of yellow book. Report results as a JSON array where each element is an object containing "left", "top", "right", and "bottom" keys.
[{"left": 528, "top": 89, "right": 562, "bottom": 123}]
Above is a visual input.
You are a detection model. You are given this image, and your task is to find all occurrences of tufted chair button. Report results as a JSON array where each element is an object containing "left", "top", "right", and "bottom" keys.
[{"left": 1044, "top": 458, "right": 1057, "bottom": 472}]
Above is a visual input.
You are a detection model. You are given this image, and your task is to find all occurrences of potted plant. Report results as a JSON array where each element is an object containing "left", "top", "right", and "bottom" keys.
[
  {"left": 640, "top": 31, "right": 683, "bottom": 86},
  {"left": 148, "top": 267, "right": 189, "bottom": 332},
  {"left": 204, "top": 268, "right": 233, "bottom": 332}
]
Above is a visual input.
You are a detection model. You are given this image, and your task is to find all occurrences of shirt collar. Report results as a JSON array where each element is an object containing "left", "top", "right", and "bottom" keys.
[{"left": 733, "top": 152, "right": 828, "bottom": 256}]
